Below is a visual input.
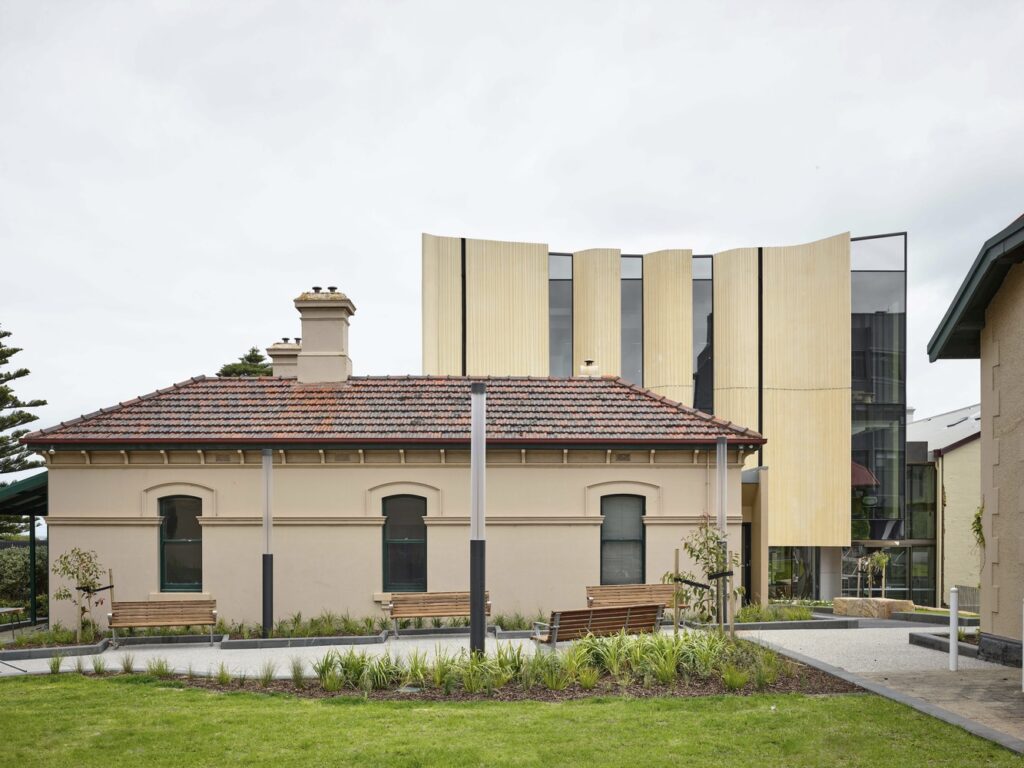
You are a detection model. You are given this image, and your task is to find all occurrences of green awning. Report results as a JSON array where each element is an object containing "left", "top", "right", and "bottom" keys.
[{"left": 0, "top": 471, "right": 48, "bottom": 517}]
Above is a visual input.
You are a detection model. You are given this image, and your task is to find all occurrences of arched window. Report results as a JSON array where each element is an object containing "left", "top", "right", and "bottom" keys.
[
  {"left": 159, "top": 495, "right": 202, "bottom": 592},
  {"left": 601, "top": 494, "right": 645, "bottom": 585},
  {"left": 383, "top": 495, "right": 427, "bottom": 592}
]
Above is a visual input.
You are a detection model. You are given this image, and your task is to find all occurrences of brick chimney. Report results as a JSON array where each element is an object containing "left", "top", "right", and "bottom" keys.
[{"left": 293, "top": 286, "right": 357, "bottom": 383}]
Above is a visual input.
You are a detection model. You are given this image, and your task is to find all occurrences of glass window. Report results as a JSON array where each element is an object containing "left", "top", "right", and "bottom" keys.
[
  {"left": 383, "top": 495, "right": 427, "bottom": 592},
  {"left": 159, "top": 496, "right": 202, "bottom": 592},
  {"left": 549, "top": 254, "right": 573, "bottom": 377},
  {"left": 852, "top": 266, "right": 905, "bottom": 542},
  {"left": 907, "top": 464, "right": 936, "bottom": 540},
  {"left": 601, "top": 495, "right": 645, "bottom": 585},
  {"left": 851, "top": 234, "right": 905, "bottom": 271},
  {"left": 768, "top": 547, "right": 818, "bottom": 600},
  {"left": 621, "top": 260, "right": 643, "bottom": 384},
  {"left": 692, "top": 259, "right": 713, "bottom": 413}
]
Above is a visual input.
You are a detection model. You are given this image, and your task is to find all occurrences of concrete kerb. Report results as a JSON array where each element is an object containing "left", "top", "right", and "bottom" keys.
[
  {"left": 748, "top": 636, "right": 1024, "bottom": 755},
  {"left": 0, "top": 638, "right": 110, "bottom": 662},
  {"left": 684, "top": 617, "right": 859, "bottom": 631},
  {"left": 909, "top": 631, "right": 980, "bottom": 658},
  {"left": 893, "top": 612, "right": 980, "bottom": 627},
  {"left": 223, "top": 631, "right": 388, "bottom": 649}
]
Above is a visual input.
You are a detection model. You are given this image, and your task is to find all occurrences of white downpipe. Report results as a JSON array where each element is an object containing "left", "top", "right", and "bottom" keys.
[{"left": 949, "top": 586, "right": 959, "bottom": 672}]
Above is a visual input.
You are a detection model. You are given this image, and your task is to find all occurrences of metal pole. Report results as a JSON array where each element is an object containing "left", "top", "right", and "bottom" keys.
[
  {"left": 469, "top": 382, "right": 487, "bottom": 656},
  {"left": 262, "top": 449, "right": 274, "bottom": 639},
  {"left": 29, "top": 516, "right": 36, "bottom": 625},
  {"left": 949, "top": 586, "right": 958, "bottom": 672},
  {"left": 673, "top": 548, "right": 680, "bottom": 637},
  {"left": 716, "top": 436, "right": 728, "bottom": 626}
]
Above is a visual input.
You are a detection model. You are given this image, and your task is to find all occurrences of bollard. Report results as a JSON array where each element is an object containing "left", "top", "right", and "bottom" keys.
[{"left": 949, "top": 586, "right": 958, "bottom": 672}]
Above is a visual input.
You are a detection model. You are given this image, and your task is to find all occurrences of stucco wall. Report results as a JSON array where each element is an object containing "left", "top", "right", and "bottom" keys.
[
  {"left": 44, "top": 450, "right": 746, "bottom": 627},
  {"left": 979, "top": 262, "right": 1024, "bottom": 641},
  {"left": 939, "top": 439, "right": 981, "bottom": 597}
]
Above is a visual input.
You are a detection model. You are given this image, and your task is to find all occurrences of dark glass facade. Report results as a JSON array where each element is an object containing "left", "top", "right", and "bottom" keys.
[
  {"left": 768, "top": 547, "right": 818, "bottom": 600},
  {"left": 548, "top": 254, "right": 573, "bottom": 377},
  {"left": 850, "top": 247, "right": 906, "bottom": 539},
  {"left": 620, "top": 256, "right": 643, "bottom": 385},
  {"left": 692, "top": 256, "right": 713, "bottom": 413}
]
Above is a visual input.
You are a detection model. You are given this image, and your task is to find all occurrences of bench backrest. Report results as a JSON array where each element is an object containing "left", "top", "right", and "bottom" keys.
[
  {"left": 547, "top": 603, "right": 663, "bottom": 643},
  {"left": 109, "top": 600, "right": 217, "bottom": 627},
  {"left": 586, "top": 584, "right": 677, "bottom": 608},
  {"left": 388, "top": 591, "right": 491, "bottom": 619}
]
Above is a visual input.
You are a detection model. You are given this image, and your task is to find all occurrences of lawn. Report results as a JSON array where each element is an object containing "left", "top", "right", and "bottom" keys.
[{"left": 1, "top": 676, "right": 1019, "bottom": 767}]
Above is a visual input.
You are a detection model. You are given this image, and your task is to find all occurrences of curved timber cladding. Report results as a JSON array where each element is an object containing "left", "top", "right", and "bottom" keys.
[
  {"left": 642, "top": 249, "right": 693, "bottom": 404},
  {"left": 465, "top": 237, "right": 549, "bottom": 376},
  {"left": 712, "top": 247, "right": 759, "bottom": 459},
  {"left": 573, "top": 248, "right": 621, "bottom": 377},
  {"left": 762, "top": 233, "right": 851, "bottom": 547},
  {"left": 422, "top": 233, "right": 462, "bottom": 375}
]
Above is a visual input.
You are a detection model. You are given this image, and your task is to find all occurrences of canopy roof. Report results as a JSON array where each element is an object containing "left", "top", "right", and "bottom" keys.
[{"left": 0, "top": 472, "right": 47, "bottom": 517}]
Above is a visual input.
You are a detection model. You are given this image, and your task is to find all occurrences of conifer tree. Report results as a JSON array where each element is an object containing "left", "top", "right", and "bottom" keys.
[
  {"left": 217, "top": 346, "right": 272, "bottom": 377},
  {"left": 0, "top": 325, "right": 47, "bottom": 537}
]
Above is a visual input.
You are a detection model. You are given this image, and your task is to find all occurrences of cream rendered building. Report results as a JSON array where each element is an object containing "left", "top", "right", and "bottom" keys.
[
  {"left": 423, "top": 231, "right": 915, "bottom": 603},
  {"left": 930, "top": 212, "right": 1024, "bottom": 665},
  {"left": 27, "top": 289, "right": 763, "bottom": 629}
]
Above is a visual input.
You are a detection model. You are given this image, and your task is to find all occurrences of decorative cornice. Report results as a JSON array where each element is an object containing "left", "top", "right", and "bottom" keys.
[
  {"left": 199, "top": 516, "right": 386, "bottom": 527},
  {"left": 45, "top": 517, "right": 163, "bottom": 527},
  {"left": 424, "top": 516, "right": 604, "bottom": 526}
]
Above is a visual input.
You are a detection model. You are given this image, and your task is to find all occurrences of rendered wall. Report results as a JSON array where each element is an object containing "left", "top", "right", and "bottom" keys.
[
  {"left": 939, "top": 439, "right": 982, "bottom": 597},
  {"left": 979, "top": 262, "right": 1024, "bottom": 641},
  {"left": 44, "top": 450, "right": 745, "bottom": 627}
]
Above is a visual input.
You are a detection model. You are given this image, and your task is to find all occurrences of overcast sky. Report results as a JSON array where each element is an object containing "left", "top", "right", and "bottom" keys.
[{"left": 3, "top": 2, "right": 1023, "bottom": 468}]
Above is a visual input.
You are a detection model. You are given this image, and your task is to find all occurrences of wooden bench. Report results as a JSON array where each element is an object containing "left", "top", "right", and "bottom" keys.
[
  {"left": 532, "top": 603, "right": 664, "bottom": 646},
  {"left": 385, "top": 591, "right": 490, "bottom": 636},
  {"left": 107, "top": 600, "right": 217, "bottom": 646},
  {"left": 586, "top": 584, "right": 679, "bottom": 609}
]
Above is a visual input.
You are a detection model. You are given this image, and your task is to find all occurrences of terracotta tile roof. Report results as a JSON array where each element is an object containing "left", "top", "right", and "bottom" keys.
[{"left": 23, "top": 376, "right": 764, "bottom": 446}]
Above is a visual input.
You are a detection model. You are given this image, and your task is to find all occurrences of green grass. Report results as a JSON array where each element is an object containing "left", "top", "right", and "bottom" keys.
[{"left": 0, "top": 675, "right": 1018, "bottom": 766}]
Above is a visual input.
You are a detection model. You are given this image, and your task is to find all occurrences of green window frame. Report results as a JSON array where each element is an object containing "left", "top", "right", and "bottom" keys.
[
  {"left": 600, "top": 494, "right": 645, "bottom": 585},
  {"left": 383, "top": 495, "right": 427, "bottom": 592},
  {"left": 159, "top": 495, "right": 202, "bottom": 592}
]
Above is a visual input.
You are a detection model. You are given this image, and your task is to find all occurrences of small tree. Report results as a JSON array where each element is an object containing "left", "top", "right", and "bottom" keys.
[
  {"left": 664, "top": 520, "right": 742, "bottom": 624},
  {"left": 0, "top": 324, "right": 48, "bottom": 538},
  {"left": 217, "top": 347, "right": 272, "bottom": 377},
  {"left": 868, "top": 550, "right": 891, "bottom": 597},
  {"left": 52, "top": 548, "right": 105, "bottom": 642}
]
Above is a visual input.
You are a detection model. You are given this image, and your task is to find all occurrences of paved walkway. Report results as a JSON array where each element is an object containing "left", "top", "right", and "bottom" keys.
[
  {"left": 743, "top": 621, "right": 1024, "bottom": 752},
  {"left": 0, "top": 634, "right": 539, "bottom": 678}
]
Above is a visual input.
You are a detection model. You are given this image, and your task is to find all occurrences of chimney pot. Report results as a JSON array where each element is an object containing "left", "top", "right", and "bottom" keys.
[
  {"left": 295, "top": 337, "right": 301, "bottom": 344},
  {"left": 281, "top": 337, "right": 290, "bottom": 343},
  {"left": 328, "top": 286, "right": 338, "bottom": 293},
  {"left": 312, "top": 286, "right": 322, "bottom": 293}
]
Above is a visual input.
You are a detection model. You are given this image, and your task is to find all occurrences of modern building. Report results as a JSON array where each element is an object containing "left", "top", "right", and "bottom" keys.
[
  {"left": 422, "top": 231, "right": 919, "bottom": 603},
  {"left": 906, "top": 404, "right": 981, "bottom": 608},
  {"left": 929, "top": 212, "right": 1024, "bottom": 664},
  {"left": 25, "top": 288, "right": 763, "bottom": 629}
]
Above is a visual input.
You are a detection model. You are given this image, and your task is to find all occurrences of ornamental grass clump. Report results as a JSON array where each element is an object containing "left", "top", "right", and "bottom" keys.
[
  {"left": 119, "top": 653, "right": 135, "bottom": 674},
  {"left": 48, "top": 654, "right": 65, "bottom": 675},
  {"left": 403, "top": 649, "right": 428, "bottom": 688},
  {"left": 721, "top": 663, "right": 749, "bottom": 691},
  {"left": 91, "top": 656, "right": 107, "bottom": 675},
  {"left": 215, "top": 662, "right": 232, "bottom": 686},
  {"left": 289, "top": 657, "right": 306, "bottom": 689},
  {"left": 258, "top": 660, "right": 277, "bottom": 688},
  {"left": 146, "top": 657, "right": 172, "bottom": 679}
]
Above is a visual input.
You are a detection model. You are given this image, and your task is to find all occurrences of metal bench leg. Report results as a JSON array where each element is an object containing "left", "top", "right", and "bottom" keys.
[{"left": 393, "top": 618, "right": 399, "bottom": 638}]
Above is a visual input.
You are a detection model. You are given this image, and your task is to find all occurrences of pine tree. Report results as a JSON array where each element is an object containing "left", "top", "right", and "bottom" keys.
[
  {"left": 0, "top": 325, "right": 47, "bottom": 537},
  {"left": 217, "top": 346, "right": 273, "bottom": 377}
]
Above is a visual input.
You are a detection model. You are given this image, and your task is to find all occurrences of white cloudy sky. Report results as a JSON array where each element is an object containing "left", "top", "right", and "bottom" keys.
[{"left": 2, "top": 1, "right": 1023, "bottom": 465}]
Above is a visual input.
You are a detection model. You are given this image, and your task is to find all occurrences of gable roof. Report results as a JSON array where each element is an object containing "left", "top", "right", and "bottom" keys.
[
  {"left": 907, "top": 403, "right": 981, "bottom": 455},
  {"left": 928, "top": 213, "right": 1024, "bottom": 361},
  {"left": 22, "top": 376, "right": 764, "bottom": 448}
]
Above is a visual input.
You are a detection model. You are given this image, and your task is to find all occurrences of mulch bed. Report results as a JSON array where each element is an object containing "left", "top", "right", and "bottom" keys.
[{"left": 175, "top": 661, "right": 860, "bottom": 702}]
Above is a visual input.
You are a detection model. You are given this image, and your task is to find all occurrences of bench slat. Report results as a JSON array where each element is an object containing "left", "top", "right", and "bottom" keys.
[{"left": 537, "top": 603, "right": 662, "bottom": 644}]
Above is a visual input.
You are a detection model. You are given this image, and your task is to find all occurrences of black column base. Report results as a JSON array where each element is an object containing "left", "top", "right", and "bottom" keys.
[
  {"left": 262, "top": 553, "right": 274, "bottom": 639},
  {"left": 470, "top": 540, "right": 486, "bottom": 655}
]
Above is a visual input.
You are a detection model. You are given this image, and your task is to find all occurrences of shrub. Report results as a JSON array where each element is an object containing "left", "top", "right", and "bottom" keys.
[
  {"left": 577, "top": 665, "right": 599, "bottom": 690},
  {"left": 404, "top": 649, "right": 428, "bottom": 688},
  {"left": 0, "top": 545, "right": 48, "bottom": 606},
  {"left": 51, "top": 548, "right": 105, "bottom": 642},
  {"left": 736, "top": 604, "right": 813, "bottom": 623}
]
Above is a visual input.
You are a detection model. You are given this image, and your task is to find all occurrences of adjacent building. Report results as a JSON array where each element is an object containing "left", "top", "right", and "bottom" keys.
[
  {"left": 26, "top": 289, "right": 763, "bottom": 628},
  {"left": 929, "top": 212, "right": 1024, "bottom": 664},
  {"left": 906, "top": 404, "right": 981, "bottom": 608},
  {"left": 423, "top": 231, "right": 918, "bottom": 603}
]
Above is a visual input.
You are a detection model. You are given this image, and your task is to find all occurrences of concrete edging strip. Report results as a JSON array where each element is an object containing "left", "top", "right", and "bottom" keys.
[
  {"left": 220, "top": 631, "right": 389, "bottom": 649},
  {"left": 749, "top": 636, "right": 1024, "bottom": 755},
  {"left": 908, "top": 631, "right": 980, "bottom": 658}
]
